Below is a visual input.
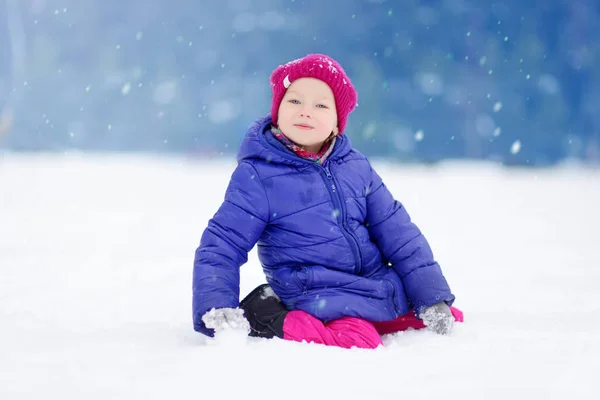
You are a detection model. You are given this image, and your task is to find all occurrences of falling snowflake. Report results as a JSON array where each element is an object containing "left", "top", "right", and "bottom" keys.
[
  {"left": 316, "top": 298, "right": 327, "bottom": 309},
  {"left": 511, "top": 140, "right": 521, "bottom": 154},
  {"left": 121, "top": 83, "right": 131, "bottom": 95}
]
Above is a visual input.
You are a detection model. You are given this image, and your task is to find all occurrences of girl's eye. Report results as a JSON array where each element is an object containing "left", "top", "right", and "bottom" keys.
[
  {"left": 288, "top": 99, "right": 300, "bottom": 104},
  {"left": 317, "top": 104, "right": 328, "bottom": 109}
]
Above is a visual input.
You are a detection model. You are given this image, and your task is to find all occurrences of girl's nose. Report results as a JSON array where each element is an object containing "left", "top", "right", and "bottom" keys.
[{"left": 300, "top": 106, "right": 312, "bottom": 118}]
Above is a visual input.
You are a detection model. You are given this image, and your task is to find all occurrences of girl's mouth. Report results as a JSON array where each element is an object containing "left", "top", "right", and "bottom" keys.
[{"left": 294, "top": 124, "right": 314, "bottom": 130}]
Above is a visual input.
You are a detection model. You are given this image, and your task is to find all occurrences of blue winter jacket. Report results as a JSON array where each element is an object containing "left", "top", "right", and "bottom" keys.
[{"left": 192, "top": 115, "right": 455, "bottom": 333}]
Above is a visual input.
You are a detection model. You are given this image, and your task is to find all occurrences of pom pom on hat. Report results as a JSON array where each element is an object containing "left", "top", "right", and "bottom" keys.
[{"left": 269, "top": 54, "right": 358, "bottom": 134}]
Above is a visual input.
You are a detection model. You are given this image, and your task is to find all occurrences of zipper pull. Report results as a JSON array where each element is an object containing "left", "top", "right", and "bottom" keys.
[{"left": 324, "top": 167, "right": 336, "bottom": 192}]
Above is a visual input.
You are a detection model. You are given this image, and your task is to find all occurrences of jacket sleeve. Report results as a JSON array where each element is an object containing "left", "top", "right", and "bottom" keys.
[
  {"left": 365, "top": 163, "right": 455, "bottom": 314},
  {"left": 192, "top": 161, "right": 269, "bottom": 332}
]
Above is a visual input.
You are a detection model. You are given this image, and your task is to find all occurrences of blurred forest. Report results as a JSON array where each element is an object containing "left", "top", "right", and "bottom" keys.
[{"left": 1, "top": 0, "right": 599, "bottom": 165}]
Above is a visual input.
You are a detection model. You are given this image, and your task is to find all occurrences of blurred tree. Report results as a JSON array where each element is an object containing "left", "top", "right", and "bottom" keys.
[{"left": 0, "top": 0, "right": 597, "bottom": 165}]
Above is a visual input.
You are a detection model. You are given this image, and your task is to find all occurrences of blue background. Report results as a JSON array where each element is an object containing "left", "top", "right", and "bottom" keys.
[{"left": 1, "top": 0, "right": 598, "bottom": 165}]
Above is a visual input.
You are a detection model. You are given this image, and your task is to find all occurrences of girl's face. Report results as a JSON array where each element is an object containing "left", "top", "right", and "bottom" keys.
[{"left": 277, "top": 78, "right": 339, "bottom": 153}]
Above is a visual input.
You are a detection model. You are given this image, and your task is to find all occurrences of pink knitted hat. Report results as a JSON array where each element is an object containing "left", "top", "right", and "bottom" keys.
[{"left": 269, "top": 54, "right": 358, "bottom": 134}]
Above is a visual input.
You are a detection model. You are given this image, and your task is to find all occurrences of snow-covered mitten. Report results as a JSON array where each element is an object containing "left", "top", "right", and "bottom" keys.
[
  {"left": 201, "top": 307, "right": 250, "bottom": 335},
  {"left": 421, "top": 302, "right": 455, "bottom": 335}
]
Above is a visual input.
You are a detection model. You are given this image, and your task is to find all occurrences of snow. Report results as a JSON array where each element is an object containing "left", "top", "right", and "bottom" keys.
[
  {"left": 0, "top": 153, "right": 598, "bottom": 399},
  {"left": 511, "top": 140, "right": 522, "bottom": 154},
  {"left": 260, "top": 285, "right": 279, "bottom": 300},
  {"left": 202, "top": 308, "right": 250, "bottom": 333}
]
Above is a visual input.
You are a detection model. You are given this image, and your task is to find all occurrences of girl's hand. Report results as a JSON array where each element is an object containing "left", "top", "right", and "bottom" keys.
[
  {"left": 202, "top": 307, "right": 250, "bottom": 334},
  {"left": 421, "top": 302, "right": 455, "bottom": 335}
]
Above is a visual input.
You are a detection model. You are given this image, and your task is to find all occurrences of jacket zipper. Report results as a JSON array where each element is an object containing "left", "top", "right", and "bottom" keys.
[
  {"left": 262, "top": 126, "right": 363, "bottom": 273},
  {"left": 322, "top": 163, "right": 363, "bottom": 275}
]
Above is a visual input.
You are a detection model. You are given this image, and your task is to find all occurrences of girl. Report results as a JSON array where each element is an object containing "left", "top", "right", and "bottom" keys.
[{"left": 193, "top": 54, "right": 463, "bottom": 349}]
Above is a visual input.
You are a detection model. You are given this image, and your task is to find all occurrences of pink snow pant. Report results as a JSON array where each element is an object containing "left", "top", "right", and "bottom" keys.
[{"left": 282, "top": 307, "right": 464, "bottom": 349}]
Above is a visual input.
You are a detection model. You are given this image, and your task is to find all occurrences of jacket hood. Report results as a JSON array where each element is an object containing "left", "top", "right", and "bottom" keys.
[{"left": 236, "top": 114, "right": 353, "bottom": 166}]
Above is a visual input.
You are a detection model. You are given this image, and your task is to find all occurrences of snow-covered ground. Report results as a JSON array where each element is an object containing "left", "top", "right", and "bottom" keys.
[{"left": 0, "top": 153, "right": 598, "bottom": 399}]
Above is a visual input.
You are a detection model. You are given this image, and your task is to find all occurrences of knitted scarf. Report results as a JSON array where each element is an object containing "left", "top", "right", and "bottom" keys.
[{"left": 270, "top": 125, "right": 336, "bottom": 165}]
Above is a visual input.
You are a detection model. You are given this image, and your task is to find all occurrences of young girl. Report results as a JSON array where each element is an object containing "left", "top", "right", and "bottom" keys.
[{"left": 193, "top": 54, "right": 463, "bottom": 349}]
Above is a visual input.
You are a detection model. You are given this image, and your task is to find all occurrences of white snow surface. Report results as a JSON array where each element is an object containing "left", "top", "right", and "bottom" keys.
[{"left": 0, "top": 153, "right": 598, "bottom": 399}]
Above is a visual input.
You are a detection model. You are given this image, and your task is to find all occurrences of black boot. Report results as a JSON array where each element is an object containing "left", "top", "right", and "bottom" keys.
[{"left": 240, "top": 284, "right": 288, "bottom": 339}]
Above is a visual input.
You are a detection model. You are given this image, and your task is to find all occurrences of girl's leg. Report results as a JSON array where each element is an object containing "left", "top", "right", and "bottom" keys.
[
  {"left": 372, "top": 306, "right": 464, "bottom": 335},
  {"left": 241, "top": 284, "right": 382, "bottom": 349},
  {"left": 283, "top": 310, "right": 383, "bottom": 349},
  {"left": 241, "top": 284, "right": 464, "bottom": 347}
]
